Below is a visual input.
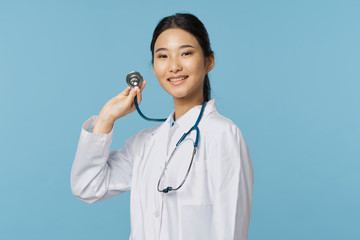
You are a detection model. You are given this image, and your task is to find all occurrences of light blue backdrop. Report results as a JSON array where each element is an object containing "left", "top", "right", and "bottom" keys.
[{"left": 1, "top": 0, "right": 359, "bottom": 239}]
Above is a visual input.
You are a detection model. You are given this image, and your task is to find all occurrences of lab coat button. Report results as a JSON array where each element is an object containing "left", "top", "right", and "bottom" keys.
[{"left": 154, "top": 210, "right": 160, "bottom": 218}]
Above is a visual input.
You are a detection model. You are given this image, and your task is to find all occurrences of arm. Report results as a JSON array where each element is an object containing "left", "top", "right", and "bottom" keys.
[
  {"left": 210, "top": 126, "right": 254, "bottom": 240},
  {"left": 70, "top": 116, "right": 134, "bottom": 204},
  {"left": 71, "top": 81, "right": 147, "bottom": 204}
]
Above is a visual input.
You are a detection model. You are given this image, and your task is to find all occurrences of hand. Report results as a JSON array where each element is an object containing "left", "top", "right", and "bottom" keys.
[{"left": 92, "top": 80, "right": 146, "bottom": 134}]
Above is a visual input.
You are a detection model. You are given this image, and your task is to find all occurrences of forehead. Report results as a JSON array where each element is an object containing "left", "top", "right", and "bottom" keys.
[{"left": 154, "top": 28, "right": 200, "bottom": 50}]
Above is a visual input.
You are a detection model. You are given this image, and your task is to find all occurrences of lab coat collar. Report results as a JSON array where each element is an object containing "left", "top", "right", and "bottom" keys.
[
  {"left": 150, "top": 99, "right": 217, "bottom": 136},
  {"left": 169, "top": 99, "right": 217, "bottom": 130}
]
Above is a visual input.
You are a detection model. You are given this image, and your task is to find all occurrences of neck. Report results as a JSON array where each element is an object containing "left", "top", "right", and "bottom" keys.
[{"left": 173, "top": 95, "right": 204, "bottom": 121}]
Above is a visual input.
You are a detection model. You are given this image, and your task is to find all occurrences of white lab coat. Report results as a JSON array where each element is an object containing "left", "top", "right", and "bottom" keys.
[{"left": 71, "top": 99, "right": 254, "bottom": 240}]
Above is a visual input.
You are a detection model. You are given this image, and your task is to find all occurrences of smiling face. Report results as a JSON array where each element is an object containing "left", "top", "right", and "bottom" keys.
[{"left": 153, "top": 28, "right": 214, "bottom": 102}]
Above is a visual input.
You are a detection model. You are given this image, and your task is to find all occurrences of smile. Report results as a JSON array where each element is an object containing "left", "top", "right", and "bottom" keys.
[{"left": 168, "top": 76, "right": 188, "bottom": 82}]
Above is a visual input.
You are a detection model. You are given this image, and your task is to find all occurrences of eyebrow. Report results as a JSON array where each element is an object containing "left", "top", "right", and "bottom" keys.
[{"left": 155, "top": 45, "right": 195, "bottom": 53}]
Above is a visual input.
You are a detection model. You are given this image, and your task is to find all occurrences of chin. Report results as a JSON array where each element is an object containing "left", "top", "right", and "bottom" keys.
[
  {"left": 170, "top": 92, "right": 188, "bottom": 99},
  {"left": 171, "top": 90, "right": 199, "bottom": 101},
  {"left": 162, "top": 86, "right": 185, "bottom": 98}
]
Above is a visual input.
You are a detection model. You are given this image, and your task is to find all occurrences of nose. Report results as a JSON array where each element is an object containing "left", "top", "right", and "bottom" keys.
[{"left": 169, "top": 57, "right": 182, "bottom": 73}]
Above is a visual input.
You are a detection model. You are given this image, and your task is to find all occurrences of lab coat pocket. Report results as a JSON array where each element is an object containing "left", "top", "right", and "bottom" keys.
[{"left": 180, "top": 204, "right": 213, "bottom": 240}]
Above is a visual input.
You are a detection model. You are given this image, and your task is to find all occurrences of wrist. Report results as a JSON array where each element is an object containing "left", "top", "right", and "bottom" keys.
[
  {"left": 92, "top": 116, "right": 114, "bottom": 134},
  {"left": 97, "top": 114, "right": 115, "bottom": 125}
]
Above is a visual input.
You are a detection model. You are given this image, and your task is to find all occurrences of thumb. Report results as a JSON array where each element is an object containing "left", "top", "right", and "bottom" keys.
[
  {"left": 129, "top": 87, "right": 139, "bottom": 98},
  {"left": 127, "top": 87, "right": 138, "bottom": 105}
]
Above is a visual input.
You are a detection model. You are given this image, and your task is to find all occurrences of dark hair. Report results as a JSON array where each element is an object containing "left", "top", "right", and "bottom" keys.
[{"left": 150, "top": 13, "right": 213, "bottom": 101}]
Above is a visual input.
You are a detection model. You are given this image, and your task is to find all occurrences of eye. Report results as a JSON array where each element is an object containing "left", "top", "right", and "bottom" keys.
[
  {"left": 182, "top": 51, "right": 192, "bottom": 56},
  {"left": 158, "top": 54, "right": 167, "bottom": 59}
]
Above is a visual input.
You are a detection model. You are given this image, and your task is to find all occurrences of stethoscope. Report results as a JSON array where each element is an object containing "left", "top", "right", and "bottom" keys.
[{"left": 126, "top": 71, "right": 207, "bottom": 193}]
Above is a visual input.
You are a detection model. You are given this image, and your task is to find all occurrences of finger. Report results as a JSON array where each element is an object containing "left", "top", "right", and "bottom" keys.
[
  {"left": 126, "top": 87, "right": 138, "bottom": 111},
  {"left": 136, "top": 80, "right": 146, "bottom": 105},
  {"left": 136, "top": 86, "right": 142, "bottom": 105},
  {"left": 118, "top": 86, "right": 131, "bottom": 96},
  {"left": 128, "top": 86, "right": 139, "bottom": 101},
  {"left": 140, "top": 80, "right": 147, "bottom": 92}
]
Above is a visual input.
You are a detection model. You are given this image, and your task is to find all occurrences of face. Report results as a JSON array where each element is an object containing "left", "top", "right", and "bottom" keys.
[{"left": 153, "top": 28, "right": 214, "bottom": 102}]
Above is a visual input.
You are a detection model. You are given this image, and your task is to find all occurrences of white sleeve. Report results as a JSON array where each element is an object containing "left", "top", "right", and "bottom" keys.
[
  {"left": 210, "top": 126, "right": 254, "bottom": 240},
  {"left": 70, "top": 116, "right": 134, "bottom": 204}
]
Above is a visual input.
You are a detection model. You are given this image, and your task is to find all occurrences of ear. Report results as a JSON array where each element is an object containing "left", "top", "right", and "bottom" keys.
[{"left": 206, "top": 53, "right": 215, "bottom": 74}]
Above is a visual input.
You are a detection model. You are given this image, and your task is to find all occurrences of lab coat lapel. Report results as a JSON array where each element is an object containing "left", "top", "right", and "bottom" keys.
[
  {"left": 142, "top": 117, "right": 171, "bottom": 239},
  {"left": 169, "top": 106, "right": 200, "bottom": 147}
]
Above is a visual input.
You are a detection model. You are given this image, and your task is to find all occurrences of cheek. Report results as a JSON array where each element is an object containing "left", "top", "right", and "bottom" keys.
[
  {"left": 187, "top": 57, "right": 206, "bottom": 75},
  {"left": 153, "top": 62, "right": 166, "bottom": 77}
]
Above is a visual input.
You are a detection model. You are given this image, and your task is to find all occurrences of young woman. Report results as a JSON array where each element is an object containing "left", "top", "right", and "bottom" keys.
[{"left": 71, "top": 13, "right": 254, "bottom": 240}]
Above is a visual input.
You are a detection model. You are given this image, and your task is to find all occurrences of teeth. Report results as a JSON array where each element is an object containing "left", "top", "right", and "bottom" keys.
[{"left": 169, "top": 77, "right": 187, "bottom": 82}]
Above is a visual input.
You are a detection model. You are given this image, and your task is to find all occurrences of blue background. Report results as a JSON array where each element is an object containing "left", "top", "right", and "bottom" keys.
[{"left": 1, "top": 0, "right": 359, "bottom": 239}]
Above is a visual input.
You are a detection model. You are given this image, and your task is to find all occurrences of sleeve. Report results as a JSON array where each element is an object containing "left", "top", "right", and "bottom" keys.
[
  {"left": 70, "top": 116, "right": 134, "bottom": 204},
  {"left": 209, "top": 125, "right": 254, "bottom": 240}
]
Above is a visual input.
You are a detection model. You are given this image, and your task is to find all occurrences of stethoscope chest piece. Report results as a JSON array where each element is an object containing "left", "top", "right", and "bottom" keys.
[
  {"left": 126, "top": 71, "right": 143, "bottom": 88},
  {"left": 125, "top": 70, "right": 167, "bottom": 122}
]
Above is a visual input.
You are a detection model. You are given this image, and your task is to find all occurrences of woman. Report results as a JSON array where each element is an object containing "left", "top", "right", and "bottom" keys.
[{"left": 71, "top": 13, "right": 254, "bottom": 240}]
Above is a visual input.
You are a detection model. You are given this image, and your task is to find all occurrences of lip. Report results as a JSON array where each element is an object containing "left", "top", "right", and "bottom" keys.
[{"left": 167, "top": 75, "right": 188, "bottom": 85}]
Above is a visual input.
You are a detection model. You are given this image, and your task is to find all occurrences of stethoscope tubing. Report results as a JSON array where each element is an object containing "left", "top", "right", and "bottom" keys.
[
  {"left": 130, "top": 80, "right": 207, "bottom": 194},
  {"left": 157, "top": 146, "right": 197, "bottom": 193},
  {"left": 134, "top": 95, "right": 167, "bottom": 122}
]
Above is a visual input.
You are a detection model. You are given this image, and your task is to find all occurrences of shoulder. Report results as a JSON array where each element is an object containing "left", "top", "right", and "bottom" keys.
[
  {"left": 201, "top": 110, "right": 243, "bottom": 140},
  {"left": 202, "top": 111, "right": 252, "bottom": 172}
]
